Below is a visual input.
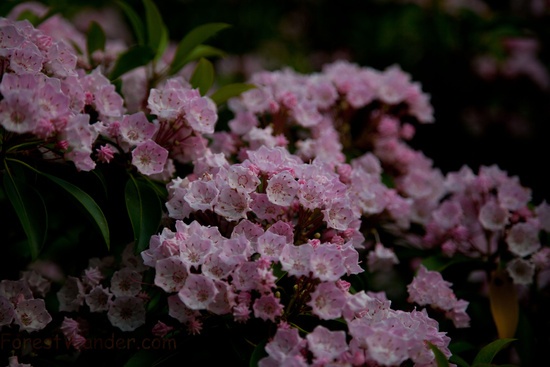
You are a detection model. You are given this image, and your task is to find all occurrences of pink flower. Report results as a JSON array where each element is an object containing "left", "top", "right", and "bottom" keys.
[
  {"left": 154, "top": 256, "right": 189, "bottom": 292},
  {"left": 252, "top": 294, "right": 283, "bottom": 322},
  {"left": 96, "top": 144, "right": 116, "bottom": 163},
  {"left": 263, "top": 326, "right": 306, "bottom": 362},
  {"left": 85, "top": 285, "right": 112, "bottom": 312},
  {"left": 367, "top": 243, "right": 399, "bottom": 272},
  {"left": 306, "top": 325, "right": 348, "bottom": 361},
  {"left": 178, "top": 274, "right": 217, "bottom": 310},
  {"left": 266, "top": 171, "right": 299, "bottom": 206},
  {"left": 0, "top": 296, "right": 15, "bottom": 327},
  {"left": 227, "top": 164, "right": 261, "bottom": 193},
  {"left": 307, "top": 282, "right": 346, "bottom": 320},
  {"left": 310, "top": 245, "right": 346, "bottom": 282},
  {"left": 507, "top": 258, "right": 535, "bottom": 285},
  {"left": 152, "top": 320, "right": 174, "bottom": 338},
  {"left": 280, "top": 242, "right": 314, "bottom": 277},
  {"left": 257, "top": 231, "right": 287, "bottom": 262},
  {"left": 180, "top": 234, "right": 212, "bottom": 267},
  {"left": 107, "top": 296, "right": 146, "bottom": 332},
  {"left": 57, "top": 276, "right": 85, "bottom": 312},
  {"left": 60, "top": 316, "right": 86, "bottom": 350},
  {"left": 110, "top": 268, "right": 142, "bottom": 297},
  {"left": 507, "top": 221, "right": 541, "bottom": 257},
  {"left": 0, "top": 91, "right": 39, "bottom": 134},
  {"left": 407, "top": 266, "right": 470, "bottom": 327},
  {"left": 167, "top": 294, "right": 199, "bottom": 323},
  {"left": 0, "top": 279, "right": 33, "bottom": 305},
  {"left": 131, "top": 139, "right": 169, "bottom": 175},
  {"left": 478, "top": 200, "right": 509, "bottom": 231},
  {"left": 184, "top": 180, "right": 219, "bottom": 212},
  {"left": 119, "top": 112, "right": 156, "bottom": 145},
  {"left": 14, "top": 299, "right": 52, "bottom": 332},
  {"left": 214, "top": 186, "right": 251, "bottom": 221},
  {"left": 185, "top": 95, "right": 218, "bottom": 134}
]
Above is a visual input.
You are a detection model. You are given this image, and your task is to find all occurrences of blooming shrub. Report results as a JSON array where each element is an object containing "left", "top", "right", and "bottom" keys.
[{"left": 0, "top": 1, "right": 549, "bottom": 367}]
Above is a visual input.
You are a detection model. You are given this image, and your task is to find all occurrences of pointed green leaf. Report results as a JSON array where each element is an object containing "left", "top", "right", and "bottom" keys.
[
  {"left": 169, "top": 23, "right": 230, "bottom": 75},
  {"left": 180, "top": 45, "right": 226, "bottom": 70},
  {"left": 249, "top": 339, "right": 268, "bottom": 367},
  {"left": 143, "top": 0, "right": 168, "bottom": 60},
  {"left": 124, "top": 350, "right": 158, "bottom": 367},
  {"left": 87, "top": 21, "right": 106, "bottom": 58},
  {"left": 116, "top": 0, "right": 146, "bottom": 45},
  {"left": 109, "top": 45, "right": 155, "bottom": 80},
  {"left": 210, "top": 83, "right": 256, "bottom": 106},
  {"left": 16, "top": 9, "right": 41, "bottom": 26},
  {"left": 427, "top": 342, "right": 450, "bottom": 367},
  {"left": 472, "top": 339, "right": 516, "bottom": 365},
  {"left": 449, "top": 354, "right": 470, "bottom": 367},
  {"left": 41, "top": 173, "right": 110, "bottom": 250},
  {"left": 190, "top": 58, "right": 214, "bottom": 96},
  {"left": 3, "top": 173, "right": 47, "bottom": 259},
  {"left": 125, "top": 177, "right": 162, "bottom": 254}
]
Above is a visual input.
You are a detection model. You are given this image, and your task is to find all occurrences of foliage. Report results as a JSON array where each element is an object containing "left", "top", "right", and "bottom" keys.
[{"left": 0, "top": 1, "right": 549, "bottom": 367}]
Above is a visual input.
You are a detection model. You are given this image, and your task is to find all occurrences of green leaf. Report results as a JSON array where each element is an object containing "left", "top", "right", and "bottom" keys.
[
  {"left": 210, "top": 83, "right": 256, "bottom": 106},
  {"left": 421, "top": 253, "right": 471, "bottom": 272},
  {"left": 249, "top": 339, "right": 268, "bottom": 367},
  {"left": 109, "top": 45, "right": 155, "bottom": 80},
  {"left": 427, "top": 342, "right": 450, "bottom": 367},
  {"left": 449, "top": 354, "right": 470, "bottom": 367},
  {"left": 472, "top": 338, "right": 516, "bottom": 365},
  {"left": 169, "top": 22, "right": 230, "bottom": 75},
  {"left": 181, "top": 45, "right": 226, "bottom": 70},
  {"left": 125, "top": 177, "right": 162, "bottom": 254},
  {"left": 124, "top": 350, "right": 158, "bottom": 367},
  {"left": 41, "top": 172, "right": 110, "bottom": 250},
  {"left": 2, "top": 173, "right": 47, "bottom": 260},
  {"left": 86, "top": 21, "right": 106, "bottom": 59},
  {"left": 143, "top": 0, "right": 168, "bottom": 60},
  {"left": 16, "top": 9, "right": 41, "bottom": 25},
  {"left": 190, "top": 58, "right": 214, "bottom": 96},
  {"left": 116, "top": 0, "right": 146, "bottom": 45}
]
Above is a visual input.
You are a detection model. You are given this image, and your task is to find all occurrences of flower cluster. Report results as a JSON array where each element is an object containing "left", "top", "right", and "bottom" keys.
[{"left": 1, "top": 2, "right": 549, "bottom": 367}]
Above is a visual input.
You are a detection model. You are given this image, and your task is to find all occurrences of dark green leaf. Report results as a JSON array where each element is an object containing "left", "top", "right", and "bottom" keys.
[
  {"left": 143, "top": 0, "right": 168, "bottom": 60},
  {"left": 3, "top": 173, "right": 47, "bottom": 259},
  {"left": 249, "top": 339, "right": 268, "bottom": 367},
  {"left": 109, "top": 45, "right": 155, "bottom": 80},
  {"left": 179, "top": 45, "right": 225, "bottom": 67},
  {"left": 421, "top": 253, "right": 471, "bottom": 272},
  {"left": 86, "top": 21, "right": 106, "bottom": 59},
  {"left": 169, "top": 23, "right": 230, "bottom": 75},
  {"left": 190, "top": 58, "right": 214, "bottom": 96},
  {"left": 124, "top": 350, "right": 158, "bottom": 367},
  {"left": 169, "top": 45, "right": 226, "bottom": 75},
  {"left": 449, "top": 354, "right": 470, "bottom": 367},
  {"left": 472, "top": 339, "right": 516, "bottom": 365},
  {"left": 116, "top": 0, "right": 146, "bottom": 45},
  {"left": 16, "top": 9, "right": 41, "bottom": 25},
  {"left": 427, "top": 342, "right": 450, "bottom": 367},
  {"left": 450, "top": 341, "right": 476, "bottom": 355},
  {"left": 210, "top": 83, "right": 256, "bottom": 106},
  {"left": 41, "top": 173, "right": 110, "bottom": 250},
  {"left": 125, "top": 177, "right": 162, "bottom": 254},
  {"left": 146, "top": 289, "right": 163, "bottom": 313}
]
